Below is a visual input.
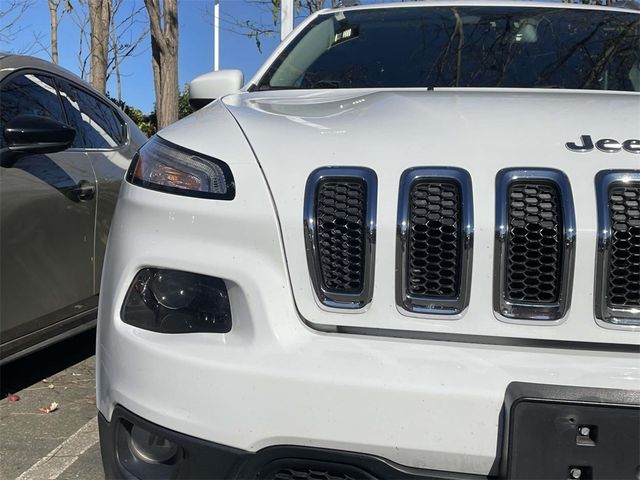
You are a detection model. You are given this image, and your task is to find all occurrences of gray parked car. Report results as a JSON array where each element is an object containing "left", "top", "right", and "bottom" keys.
[{"left": 0, "top": 54, "right": 146, "bottom": 364}]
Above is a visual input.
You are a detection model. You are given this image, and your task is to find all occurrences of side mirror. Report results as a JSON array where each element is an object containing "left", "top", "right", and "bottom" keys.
[
  {"left": 4, "top": 114, "right": 75, "bottom": 155},
  {"left": 189, "top": 70, "right": 244, "bottom": 110}
]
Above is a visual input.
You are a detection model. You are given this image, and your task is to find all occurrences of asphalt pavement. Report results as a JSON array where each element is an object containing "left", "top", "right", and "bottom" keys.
[{"left": 0, "top": 329, "right": 103, "bottom": 480}]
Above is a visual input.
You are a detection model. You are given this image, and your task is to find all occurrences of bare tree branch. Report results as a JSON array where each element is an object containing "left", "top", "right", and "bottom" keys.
[
  {"left": 204, "top": 0, "right": 330, "bottom": 52},
  {"left": 0, "top": 0, "right": 34, "bottom": 44},
  {"left": 68, "top": 0, "right": 92, "bottom": 79},
  {"left": 106, "top": 0, "right": 149, "bottom": 101},
  {"left": 25, "top": 32, "right": 51, "bottom": 57}
]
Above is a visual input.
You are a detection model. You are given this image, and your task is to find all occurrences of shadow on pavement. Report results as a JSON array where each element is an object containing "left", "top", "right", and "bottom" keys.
[{"left": 0, "top": 328, "right": 96, "bottom": 398}]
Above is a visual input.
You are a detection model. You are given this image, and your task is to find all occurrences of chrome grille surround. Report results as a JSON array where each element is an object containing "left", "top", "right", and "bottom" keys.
[
  {"left": 396, "top": 168, "right": 473, "bottom": 317},
  {"left": 594, "top": 170, "right": 640, "bottom": 329},
  {"left": 304, "top": 167, "right": 377, "bottom": 310},
  {"left": 494, "top": 168, "right": 576, "bottom": 323}
]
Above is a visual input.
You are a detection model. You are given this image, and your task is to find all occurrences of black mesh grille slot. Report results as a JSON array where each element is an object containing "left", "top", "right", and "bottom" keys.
[
  {"left": 263, "top": 466, "right": 360, "bottom": 480},
  {"left": 258, "top": 460, "right": 376, "bottom": 480},
  {"left": 407, "top": 181, "right": 461, "bottom": 298},
  {"left": 607, "top": 184, "right": 640, "bottom": 308},
  {"left": 505, "top": 182, "right": 562, "bottom": 304},
  {"left": 315, "top": 179, "right": 367, "bottom": 294}
]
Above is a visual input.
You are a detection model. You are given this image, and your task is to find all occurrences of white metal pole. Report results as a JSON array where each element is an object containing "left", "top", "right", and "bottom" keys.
[
  {"left": 281, "top": 0, "right": 294, "bottom": 41},
  {"left": 214, "top": 0, "right": 220, "bottom": 71}
]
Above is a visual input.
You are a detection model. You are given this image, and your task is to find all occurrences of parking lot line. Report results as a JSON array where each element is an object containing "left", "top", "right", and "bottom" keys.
[{"left": 15, "top": 417, "right": 98, "bottom": 480}]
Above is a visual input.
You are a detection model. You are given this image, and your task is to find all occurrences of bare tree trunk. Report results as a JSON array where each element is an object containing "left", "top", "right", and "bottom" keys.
[
  {"left": 150, "top": 35, "right": 161, "bottom": 104},
  {"left": 88, "top": 0, "right": 110, "bottom": 94},
  {"left": 159, "top": 52, "right": 178, "bottom": 127},
  {"left": 144, "top": 0, "right": 179, "bottom": 129},
  {"left": 48, "top": 0, "right": 59, "bottom": 64}
]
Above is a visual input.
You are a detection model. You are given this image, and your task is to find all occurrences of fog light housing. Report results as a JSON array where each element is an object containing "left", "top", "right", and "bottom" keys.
[
  {"left": 121, "top": 268, "right": 232, "bottom": 333},
  {"left": 129, "top": 425, "right": 179, "bottom": 464},
  {"left": 115, "top": 418, "right": 183, "bottom": 479}
]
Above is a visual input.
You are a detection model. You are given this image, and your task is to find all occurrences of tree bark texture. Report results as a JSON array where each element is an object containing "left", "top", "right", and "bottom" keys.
[
  {"left": 144, "top": 0, "right": 179, "bottom": 129},
  {"left": 48, "top": 0, "right": 59, "bottom": 64},
  {"left": 88, "top": 0, "right": 110, "bottom": 94}
]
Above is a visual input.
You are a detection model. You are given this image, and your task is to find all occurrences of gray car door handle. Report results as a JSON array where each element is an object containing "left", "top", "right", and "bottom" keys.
[{"left": 73, "top": 180, "right": 96, "bottom": 201}]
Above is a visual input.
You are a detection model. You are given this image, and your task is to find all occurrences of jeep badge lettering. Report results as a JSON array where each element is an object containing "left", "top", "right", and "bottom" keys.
[{"left": 566, "top": 135, "right": 640, "bottom": 154}]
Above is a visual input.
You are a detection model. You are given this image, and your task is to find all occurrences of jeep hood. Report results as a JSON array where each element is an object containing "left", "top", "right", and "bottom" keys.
[{"left": 221, "top": 89, "right": 639, "bottom": 346}]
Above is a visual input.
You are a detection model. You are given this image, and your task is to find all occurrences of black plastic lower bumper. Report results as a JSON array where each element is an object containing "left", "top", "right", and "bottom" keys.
[
  {"left": 100, "top": 383, "right": 640, "bottom": 480},
  {"left": 99, "top": 406, "right": 485, "bottom": 480}
]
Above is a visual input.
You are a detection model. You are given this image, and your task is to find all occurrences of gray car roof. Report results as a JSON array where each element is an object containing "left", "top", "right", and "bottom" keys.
[
  {"left": 0, "top": 54, "right": 110, "bottom": 101},
  {"left": 0, "top": 53, "right": 128, "bottom": 115}
]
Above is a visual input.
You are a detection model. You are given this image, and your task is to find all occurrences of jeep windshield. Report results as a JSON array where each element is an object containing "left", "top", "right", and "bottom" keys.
[{"left": 256, "top": 6, "right": 640, "bottom": 92}]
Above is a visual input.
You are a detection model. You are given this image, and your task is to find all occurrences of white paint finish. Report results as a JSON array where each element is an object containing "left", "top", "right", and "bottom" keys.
[
  {"left": 189, "top": 70, "right": 243, "bottom": 103},
  {"left": 220, "top": 88, "right": 640, "bottom": 344},
  {"left": 98, "top": 92, "right": 639, "bottom": 471},
  {"left": 98, "top": 4, "right": 640, "bottom": 476},
  {"left": 16, "top": 418, "right": 98, "bottom": 480},
  {"left": 97, "top": 182, "right": 639, "bottom": 474}
]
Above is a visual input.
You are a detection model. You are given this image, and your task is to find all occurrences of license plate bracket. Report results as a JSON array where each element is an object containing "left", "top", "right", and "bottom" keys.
[{"left": 502, "top": 383, "right": 640, "bottom": 480}]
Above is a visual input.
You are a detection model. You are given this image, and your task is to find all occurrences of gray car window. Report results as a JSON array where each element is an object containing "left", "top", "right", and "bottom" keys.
[
  {"left": 57, "top": 79, "right": 125, "bottom": 149},
  {"left": 0, "top": 74, "right": 66, "bottom": 148},
  {"left": 56, "top": 79, "right": 88, "bottom": 149}
]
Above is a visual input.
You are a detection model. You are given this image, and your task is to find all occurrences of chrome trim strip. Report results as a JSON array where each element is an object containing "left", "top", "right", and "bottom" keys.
[
  {"left": 396, "top": 167, "right": 473, "bottom": 317},
  {"left": 493, "top": 168, "right": 576, "bottom": 323},
  {"left": 303, "top": 167, "right": 377, "bottom": 310},
  {"left": 594, "top": 170, "right": 640, "bottom": 329},
  {"left": 333, "top": 325, "right": 640, "bottom": 354}
]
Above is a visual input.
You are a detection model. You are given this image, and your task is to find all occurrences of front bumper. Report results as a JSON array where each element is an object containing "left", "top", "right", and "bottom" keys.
[
  {"left": 99, "top": 406, "right": 486, "bottom": 480},
  {"left": 98, "top": 179, "right": 640, "bottom": 477},
  {"left": 101, "top": 383, "right": 640, "bottom": 480}
]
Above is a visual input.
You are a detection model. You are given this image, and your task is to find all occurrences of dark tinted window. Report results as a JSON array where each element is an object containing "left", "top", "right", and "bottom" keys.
[
  {"left": 56, "top": 79, "right": 86, "bottom": 148},
  {"left": 0, "top": 74, "right": 66, "bottom": 148},
  {"left": 57, "top": 79, "right": 125, "bottom": 149},
  {"left": 258, "top": 7, "right": 640, "bottom": 91}
]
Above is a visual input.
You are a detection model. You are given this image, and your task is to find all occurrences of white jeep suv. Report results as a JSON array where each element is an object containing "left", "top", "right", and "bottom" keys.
[{"left": 97, "top": 2, "right": 640, "bottom": 479}]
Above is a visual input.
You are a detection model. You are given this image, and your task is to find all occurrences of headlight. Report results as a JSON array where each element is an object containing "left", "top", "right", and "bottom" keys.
[
  {"left": 127, "top": 136, "right": 235, "bottom": 200},
  {"left": 121, "top": 268, "right": 232, "bottom": 334}
]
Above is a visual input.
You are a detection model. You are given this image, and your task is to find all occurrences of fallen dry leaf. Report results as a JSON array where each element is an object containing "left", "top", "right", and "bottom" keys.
[
  {"left": 39, "top": 401, "right": 59, "bottom": 414},
  {"left": 7, "top": 394, "right": 20, "bottom": 402}
]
